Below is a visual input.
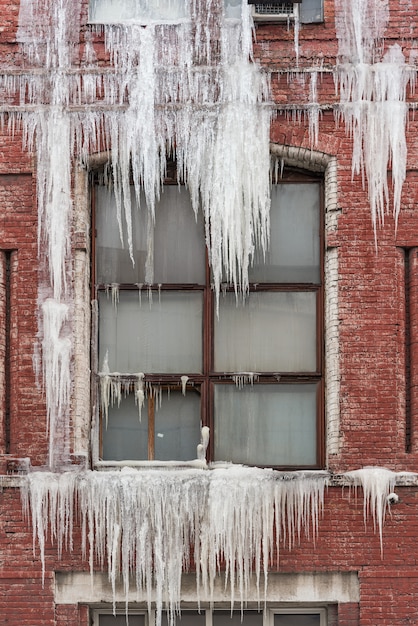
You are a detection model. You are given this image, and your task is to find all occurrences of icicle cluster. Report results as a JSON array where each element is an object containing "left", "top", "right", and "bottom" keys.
[
  {"left": 21, "top": 467, "right": 327, "bottom": 624},
  {"left": 345, "top": 466, "right": 397, "bottom": 554},
  {"left": 335, "top": 0, "right": 414, "bottom": 231},
  {"left": 2, "top": 0, "right": 272, "bottom": 466}
]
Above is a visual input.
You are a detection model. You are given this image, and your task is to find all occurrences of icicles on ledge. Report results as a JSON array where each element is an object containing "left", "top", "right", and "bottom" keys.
[{"left": 21, "top": 466, "right": 327, "bottom": 625}]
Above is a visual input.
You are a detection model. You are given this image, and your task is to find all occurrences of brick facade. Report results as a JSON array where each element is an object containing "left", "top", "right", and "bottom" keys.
[{"left": 1, "top": 1, "right": 418, "bottom": 624}]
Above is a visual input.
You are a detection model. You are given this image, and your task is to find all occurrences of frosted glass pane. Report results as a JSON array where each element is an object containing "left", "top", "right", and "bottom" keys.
[
  {"left": 102, "top": 390, "right": 201, "bottom": 461},
  {"left": 274, "top": 615, "right": 321, "bottom": 626},
  {"left": 102, "top": 393, "right": 148, "bottom": 460},
  {"left": 214, "top": 384, "right": 318, "bottom": 466},
  {"left": 155, "top": 390, "right": 201, "bottom": 460},
  {"left": 250, "top": 183, "right": 320, "bottom": 283},
  {"left": 153, "top": 187, "right": 205, "bottom": 284},
  {"left": 213, "top": 612, "right": 263, "bottom": 626},
  {"left": 215, "top": 292, "right": 317, "bottom": 372},
  {"left": 89, "top": 0, "right": 187, "bottom": 23},
  {"left": 99, "top": 290, "right": 203, "bottom": 373},
  {"left": 96, "top": 185, "right": 205, "bottom": 284}
]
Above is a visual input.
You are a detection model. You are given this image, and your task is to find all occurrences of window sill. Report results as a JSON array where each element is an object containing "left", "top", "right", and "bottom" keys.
[
  {"left": 87, "top": 17, "right": 190, "bottom": 26},
  {"left": 95, "top": 459, "right": 209, "bottom": 470}
]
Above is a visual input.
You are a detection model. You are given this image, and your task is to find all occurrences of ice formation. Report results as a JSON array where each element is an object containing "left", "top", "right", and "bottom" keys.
[
  {"left": 21, "top": 466, "right": 327, "bottom": 623},
  {"left": 232, "top": 372, "right": 259, "bottom": 389},
  {"left": 1, "top": 1, "right": 415, "bottom": 620},
  {"left": 335, "top": 0, "right": 414, "bottom": 231},
  {"left": 2, "top": 0, "right": 272, "bottom": 466},
  {"left": 345, "top": 466, "right": 397, "bottom": 554}
]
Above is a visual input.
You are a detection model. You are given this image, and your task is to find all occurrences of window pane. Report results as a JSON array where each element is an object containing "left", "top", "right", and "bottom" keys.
[
  {"left": 99, "top": 615, "right": 145, "bottom": 626},
  {"left": 153, "top": 187, "right": 205, "bottom": 284},
  {"left": 96, "top": 185, "right": 205, "bottom": 285},
  {"left": 99, "top": 290, "right": 203, "bottom": 373},
  {"left": 89, "top": 0, "right": 188, "bottom": 23},
  {"left": 274, "top": 615, "right": 321, "bottom": 626},
  {"left": 215, "top": 292, "right": 317, "bottom": 373},
  {"left": 164, "top": 612, "right": 206, "bottom": 626},
  {"left": 214, "top": 384, "right": 318, "bottom": 466},
  {"left": 213, "top": 611, "right": 263, "bottom": 626},
  {"left": 300, "top": 0, "right": 324, "bottom": 24},
  {"left": 249, "top": 183, "right": 320, "bottom": 283},
  {"left": 155, "top": 390, "right": 202, "bottom": 460},
  {"left": 102, "top": 393, "right": 148, "bottom": 460},
  {"left": 102, "top": 390, "right": 201, "bottom": 461}
]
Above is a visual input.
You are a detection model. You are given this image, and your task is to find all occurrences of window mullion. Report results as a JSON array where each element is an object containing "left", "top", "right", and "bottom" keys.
[{"left": 148, "top": 395, "right": 155, "bottom": 460}]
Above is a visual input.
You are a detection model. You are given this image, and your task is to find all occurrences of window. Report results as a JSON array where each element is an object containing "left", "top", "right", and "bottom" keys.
[
  {"left": 89, "top": 0, "right": 324, "bottom": 25},
  {"left": 92, "top": 609, "right": 327, "bottom": 626},
  {"left": 93, "top": 167, "right": 323, "bottom": 468},
  {"left": 89, "top": 0, "right": 187, "bottom": 24},
  {"left": 246, "top": 0, "right": 324, "bottom": 24}
]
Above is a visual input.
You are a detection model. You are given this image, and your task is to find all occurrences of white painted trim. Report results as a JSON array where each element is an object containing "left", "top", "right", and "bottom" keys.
[
  {"left": 269, "top": 145, "right": 341, "bottom": 460},
  {"left": 55, "top": 571, "right": 359, "bottom": 605}
]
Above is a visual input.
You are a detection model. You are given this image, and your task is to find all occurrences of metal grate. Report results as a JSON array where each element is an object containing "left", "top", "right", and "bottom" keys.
[{"left": 254, "top": 3, "right": 294, "bottom": 15}]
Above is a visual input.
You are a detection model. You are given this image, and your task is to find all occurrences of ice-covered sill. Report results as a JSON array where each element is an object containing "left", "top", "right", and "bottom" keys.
[
  {"left": 3, "top": 467, "right": 418, "bottom": 488},
  {"left": 87, "top": 18, "right": 191, "bottom": 26},
  {"left": 95, "top": 459, "right": 209, "bottom": 471}
]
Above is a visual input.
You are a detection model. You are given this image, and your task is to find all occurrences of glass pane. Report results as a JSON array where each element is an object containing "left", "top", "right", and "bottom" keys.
[
  {"left": 274, "top": 615, "right": 321, "bottom": 626},
  {"left": 215, "top": 292, "right": 317, "bottom": 373},
  {"left": 99, "top": 290, "right": 203, "bottom": 373},
  {"left": 214, "top": 384, "right": 318, "bottom": 466},
  {"left": 164, "top": 612, "right": 206, "bottom": 626},
  {"left": 213, "top": 611, "right": 263, "bottom": 626},
  {"left": 155, "top": 390, "right": 202, "bottom": 460},
  {"left": 249, "top": 183, "right": 320, "bottom": 283},
  {"left": 89, "top": 0, "right": 187, "bottom": 23},
  {"left": 99, "top": 614, "right": 145, "bottom": 626},
  {"left": 102, "top": 393, "right": 148, "bottom": 461},
  {"left": 102, "top": 390, "right": 201, "bottom": 461},
  {"left": 153, "top": 187, "right": 205, "bottom": 284},
  {"left": 96, "top": 185, "right": 205, "bottom": 284}
]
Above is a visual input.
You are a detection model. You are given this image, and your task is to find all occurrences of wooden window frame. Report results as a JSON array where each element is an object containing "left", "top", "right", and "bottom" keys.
[
  {"left": 92, "top": 607, "right": 328, "bottom": 626},
  {"left": 92, "top": 167, "right": 324, "bottom": 469}
]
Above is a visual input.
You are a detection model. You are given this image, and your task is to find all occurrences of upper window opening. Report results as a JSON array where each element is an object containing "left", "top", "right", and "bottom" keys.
[
  {"left": 247, "top": 0, "right": 324, "bottom": 24},
  {"left": 92, "top": 608, "right": 327, "bottom": 626},
  {"left": 88, "top": 0, "right": 188, "bottom": 24},
  {"left": 93, "top": 167, "right": 324, "bottom": 468}
]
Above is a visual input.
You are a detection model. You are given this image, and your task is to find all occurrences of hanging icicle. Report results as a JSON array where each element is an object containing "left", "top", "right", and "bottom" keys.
[
  {"left": 6, "top": 0, "right": 272, "bottom": 466},
  {"left": 21, "top": 467, "right": 327, "bottom": 625},
  {"left": 335, "top": 0, "right": 414, "bottom": 231}
]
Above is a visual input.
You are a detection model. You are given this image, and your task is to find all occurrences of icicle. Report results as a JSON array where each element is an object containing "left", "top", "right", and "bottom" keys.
[
  {"left": 12, "top": 0, "right": 272, "bottom": 462},
  {"left": 111, "top": 283, "right": 119, "bottom": 308},
  {"left": 335, "top": 0, "right": 412, "bottom": 231},
  {"left": 41, "top": 299, "right": 72, "bottom": 469},
  {"left": 345, "top": 467, "right": 396, "bottom": 555},
  {"left": 134, "top": 373, "right": 145, "bottom": 421},
  {"left": 293, "top": 8, "right": 300, "bottom": 66},
  {"left": 308, "top": 71, "right": 320, "bottom": 147},
  {"left": 98, "top": 352, "right": 132, "bottom": 426},
  {"left": 180, "top": 375, "right": 189, "bottom": 396},
  {"left": 197, "top": 426, "right": 210, "bottom": 461},
  {"left": 232, "top": 373, "right": 259, "bottom": 389}
]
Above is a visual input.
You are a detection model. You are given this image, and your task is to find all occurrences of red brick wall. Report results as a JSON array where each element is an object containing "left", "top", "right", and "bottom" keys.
[{"left": 1, "top": 1, "right": 418, "bottom": 624}]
